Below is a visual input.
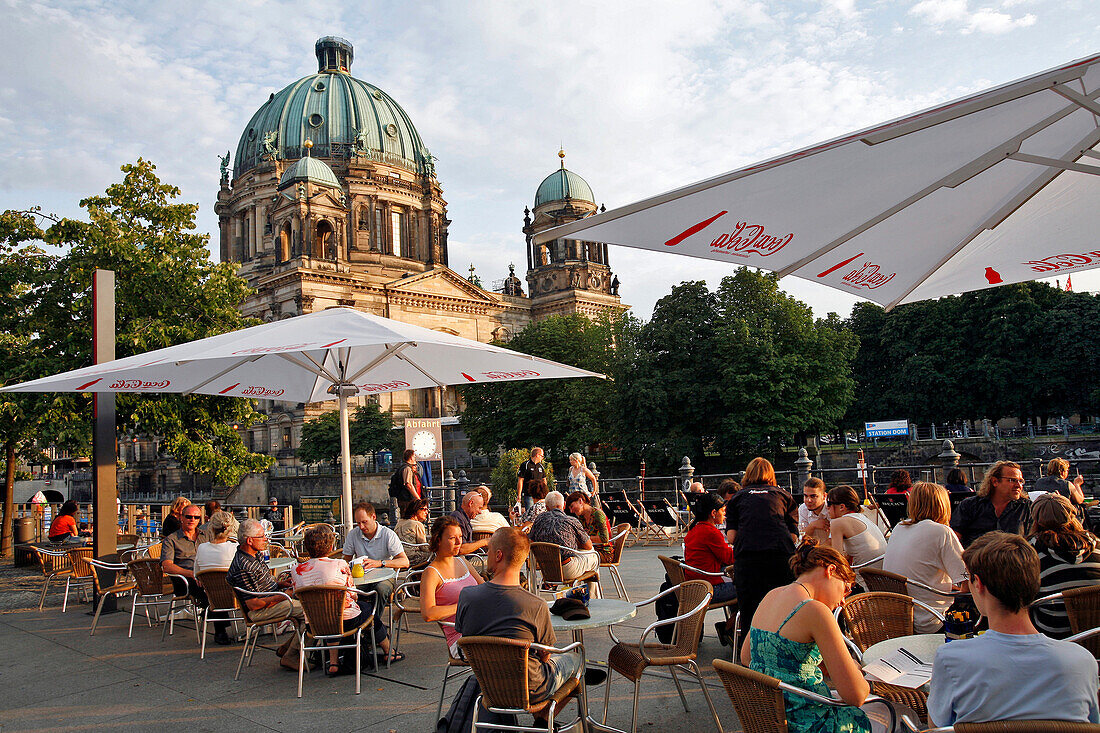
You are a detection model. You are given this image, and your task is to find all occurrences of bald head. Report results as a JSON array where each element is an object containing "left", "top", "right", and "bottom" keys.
[{"left": 461, "top": 491, "right": 483, "bottom": 518}]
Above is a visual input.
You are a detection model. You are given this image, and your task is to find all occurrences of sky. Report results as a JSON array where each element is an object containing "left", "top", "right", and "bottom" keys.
[{"left": 1, "top": 0, "right": 1098, "bottom": 320}]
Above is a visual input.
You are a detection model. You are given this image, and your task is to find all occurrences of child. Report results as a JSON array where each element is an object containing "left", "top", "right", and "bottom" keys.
[{"left": 798, "top": 478, "right": 830, "bottom": 544}]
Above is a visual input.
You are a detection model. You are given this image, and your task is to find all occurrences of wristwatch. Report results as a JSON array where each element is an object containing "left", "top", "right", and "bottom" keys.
[{"left": 381, "top": 560, "right": 387, "bottom": 568}]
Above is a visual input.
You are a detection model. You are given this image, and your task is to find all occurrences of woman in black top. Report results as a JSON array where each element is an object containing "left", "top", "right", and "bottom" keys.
[{"left": 725, "top": 457, "right": 798, "bottom": 651}]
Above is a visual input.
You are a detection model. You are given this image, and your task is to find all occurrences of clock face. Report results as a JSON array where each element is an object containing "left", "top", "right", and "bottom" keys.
[{"left": 411, "top": 429, "right": 438, "bottom": 458}]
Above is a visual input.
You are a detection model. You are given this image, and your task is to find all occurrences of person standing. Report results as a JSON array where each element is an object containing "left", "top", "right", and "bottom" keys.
[
  {"left": 725, "top": 457, "right": 798, "bottom": 651},
  {"left": 517, "top": 447, "right": 546, "bottom": 511},
  {"left": 951, "top": 461, "right": 1032, "bottom": 547},
  {"left": 261, "top": 497, "right": 284, "bottom": 532},
  {"left": 389, "top": 449, "right": 424, "bottom": 522},
  {"left": 566, "top": 452, "right": 598, "bottom": 498}
]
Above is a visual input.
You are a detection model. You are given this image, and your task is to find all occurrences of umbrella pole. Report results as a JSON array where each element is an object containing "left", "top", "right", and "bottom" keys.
[{"left": 338, "top": 390, "right": 353, "bottom": 531}]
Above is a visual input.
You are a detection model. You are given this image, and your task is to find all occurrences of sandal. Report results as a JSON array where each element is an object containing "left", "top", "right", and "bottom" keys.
[
  {"left": 377, "top": 650, "right": 405, "bottom": 664},
  {"left": 326, "top": 663, "right": 341, "bottom": 677}
]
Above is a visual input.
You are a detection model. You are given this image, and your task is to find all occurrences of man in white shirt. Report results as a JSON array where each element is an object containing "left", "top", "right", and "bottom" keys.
[
  {"left": 927, "top": 531, "right": 1099, "bottom": 727},
  {"left": 343, "top": 502, "right": 410, "bottom": 618},
  {"left": 797, "top": 478, "right": 830, "bottom": 544},
  {"left": 470, "top": 485, "right": 511, "bottom": 533}
]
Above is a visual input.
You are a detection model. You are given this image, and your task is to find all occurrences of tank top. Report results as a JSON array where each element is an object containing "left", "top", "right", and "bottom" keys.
[
  {"left": 843, "top": 512, "right": 887, "bottom": 567},
  {"left": 427, "top": 559, "right": 478, "bottom": 655},
  {"left": 568, "top": 467, "right": 590, "bottom": 495}
]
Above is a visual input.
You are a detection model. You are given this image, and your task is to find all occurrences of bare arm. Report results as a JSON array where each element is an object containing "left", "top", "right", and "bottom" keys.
[
  {"left": 808, "top": 601, "right": 869, "bottom": 706},
  {"left": 584, "top": 467, "right": 598, "bottom": 494},
  {"left": 829, "top": 516, "right": 849, "bottom": 555},
  {"left": 726, "top": 528, "right": 737, "bottom": 546},
  {"left": 1070, "top": 476, "right": 1085, "bottom": 504},
  {"left": 420, "top": 567, "right": 456, "bottom": 623},
  {"left": 458, "top": 538, "right": 488, "bottom": 555},
  {"left": 162, "top": 559, "right": 193, "bottom": 579}
]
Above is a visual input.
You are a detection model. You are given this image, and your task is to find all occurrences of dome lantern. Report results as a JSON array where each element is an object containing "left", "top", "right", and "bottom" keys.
[{"left": 315, "top": 36, "right": 354, "bottom": 73}]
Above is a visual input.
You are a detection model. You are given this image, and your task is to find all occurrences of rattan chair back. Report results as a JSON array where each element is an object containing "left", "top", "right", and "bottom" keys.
[
  {"left": 472, "top": 530, "right": 494, "bottom": 542},
  {"left": 67, "top": 548, "right": 96, "bottom": 589},
  {"left": 196, "top": 569, "right": 238, "bottom": 611},
  {"left": 1062, "top": 584, "right": 1100, "bottom": 658},
  {"left": 296, "top": 585, "right": 353, "bottom": 637},
  {"left": 870, "top": 681, "right": 927, "bottom": 724},
  {"left": 840, "top": 592, "right": 915, "bottom": 652},
  {"left": 711, "top": 658, "right": 789, "bottom": 733},
  {"left": 954, "top": 722, "right": 1100, "bottom": 732},
  {"left": 658, "top": 555, "right": 687, "bottom": 586},
  {"left": 269, "top": 543, "right": 290, "bottom": 558},
  {"left": 144, "top": 542, "right": 163, "bottom": 559},
  {"left": 668, "top": 579, "right": 712, "bottom": 657},
  {"left": 118, "top": 533, "right": 139, "bottom": 546},
  {"left": 606, "top": 523, "right": 630, "bottom": 565},
  {"left": 129, "top": 558, "right": 169, "bottom": 596},
  {"left": 35, "top": 548, "right": 70, "bottom": 577},
  {"left": 529, "top": 542, "right": 566, "bottom": 584},
  {"left": 859, "top": 568, "right": 909, "bottom": 595},
  {"left": 458, "top": 635, "right": 533, "bottom": 710}
]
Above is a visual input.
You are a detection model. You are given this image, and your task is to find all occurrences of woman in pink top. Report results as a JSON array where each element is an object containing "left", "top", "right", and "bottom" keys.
[
  {"left": 292, "top": 525, "right": 399, "bottom": 675},
  {"left": 420, "top": 516, "right": 484, "bottom": 656}
]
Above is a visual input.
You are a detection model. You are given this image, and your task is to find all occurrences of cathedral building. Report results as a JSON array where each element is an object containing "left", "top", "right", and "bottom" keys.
[{"left": 214, "top": 36, "right": 626, "bottom": 462}]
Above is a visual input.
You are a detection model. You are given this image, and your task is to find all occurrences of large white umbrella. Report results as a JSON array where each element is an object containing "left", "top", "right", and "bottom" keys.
[
  {"left": 535, "top": 53, "right": 1100, "bottom": 309},
  {"left": 0, "top": 307, "right": 604, "bottom": 526}
]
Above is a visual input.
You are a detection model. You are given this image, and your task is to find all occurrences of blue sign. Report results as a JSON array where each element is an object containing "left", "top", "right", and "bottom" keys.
[{"left": 865, "top": 420, "right": 909, "bottom": 438}]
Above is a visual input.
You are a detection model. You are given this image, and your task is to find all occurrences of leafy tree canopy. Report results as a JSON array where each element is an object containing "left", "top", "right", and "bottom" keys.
[{"left": 297, "top": 402, "right": 396, "bottom": 465}]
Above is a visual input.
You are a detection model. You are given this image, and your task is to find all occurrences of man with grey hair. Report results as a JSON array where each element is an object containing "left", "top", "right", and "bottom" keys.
[
  {"left": 450, "top": 491, "right": 491, "bottom": 556},
  {"left": 470, "top": 485, "right": 510, "bottom": 534},
  {"left": 228, "top": 519, "right": 306, "bottom": 670},
  {"left": 531, "top": 490, "right": 600, "bottom": 591}
]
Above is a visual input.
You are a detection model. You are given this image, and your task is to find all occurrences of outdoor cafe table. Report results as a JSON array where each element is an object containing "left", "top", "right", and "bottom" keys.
[
  {"left": 351, "top": 567, "right": 397, "bottom": 587},
  {"left": 862, "top": 633, "right": 945, "bottom": 691},
  {"left": 548, "top": 597, "right": 637, "bottom": 733},
  {"left": 266, "top": 556, "right": 296, "bottom": 572}
]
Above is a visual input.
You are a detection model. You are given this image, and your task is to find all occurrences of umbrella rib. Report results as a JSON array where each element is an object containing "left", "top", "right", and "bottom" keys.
[
  {"left": 777, "top": 90, "right": 1100, "bottom": 279},
  {"left": 276, "top": 352, "right": 341, "bottom": 387},
  {"left": 181, "top": 355, "right": 263, "bottom": 395},
  {"left": 1007, "top": 152, "right": 1100, "bottom": 176},
  {"left": 885, "top": 124, "right": 1100, "bottom": 311},
  {"left": 343, "top": 343, "right": 410, "bottom": 385},
  {"left": 394, "top": 351, "right": 447, "bottom": 387},
  {"left": 1052, "top": 83, "right": 1100, "bottom": 118}
]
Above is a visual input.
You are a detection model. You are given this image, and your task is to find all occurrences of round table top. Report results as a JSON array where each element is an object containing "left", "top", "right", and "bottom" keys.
[
  {"left": 352, "top": 567, "right": 397, "bottom": 586},
  {"left": 266, "top": 556, "right": 297, "bottom": 571},
  {"left": 861, "top": 633, "right": 945, "bottom": 668},
  {"left": 548, "top": 598, "right": 637, "bottom": 632},
  {"left": 116, "top": 543, "right": 135, "bottom": 551}
]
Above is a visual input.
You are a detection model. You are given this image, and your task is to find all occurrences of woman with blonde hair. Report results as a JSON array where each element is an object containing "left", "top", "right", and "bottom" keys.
[
  {"left": 725, "top": 457, "right": 798, "bottom": 648},
  {"left": 160, "top": 496, "right": 192, "bottom": 537},
  {"left": 743, "top": 539, "right": 871, "bottom": 732},
  {"left": 1030, "top": 492, "right": 1100, "bottom": 638},
  {"left": 883, "top": 482, "right": 967, "bottom": 632},
  {"left": 566, "top": 452, "right": 598, "bottom": 497}
]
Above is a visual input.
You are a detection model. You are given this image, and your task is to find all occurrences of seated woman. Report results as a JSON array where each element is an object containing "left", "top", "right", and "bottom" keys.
[
  {"left": 292, "top": 525, "right": 401, "bottom": 674},
  {"left": 683, "top": 492, "right": 738, "bottom": 645},
  {"left": 394, "top": 499, "right": 431, "bottom": 568},
  {"left": 1030, "top": 492, "right": 1100, "bottom": 639},
  {"left": 194, "top": 511, "right": 239, "bottom": 573},
  {"left": 943, "top": 468, "right": 972, "bottom": 494},
  {"left": 420, "top": 516, "right": 484, "bottom": 657},
  {"left": 885, "top": 470, "right": 913, "bottom": 495},
  {"left": 827, "top": 486, "right": 886, "bottom": 569},
  {"left": 566, "top": 491, "right": 611, "bottom": 562},
  {"left": 883, "top": 482, "right": 967, "bottom": 632},
  {"left": 48, "top": 500, "right": 90, "bottom": 544},
  {"left": 743, "top": 539, "right": 871, "bottom": 733},
  {"left": 514, "top": 478, "right": 549, "bottom": 526}
]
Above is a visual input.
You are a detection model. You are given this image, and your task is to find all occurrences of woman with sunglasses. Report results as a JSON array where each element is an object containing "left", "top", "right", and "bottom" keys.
[{"left": 741, "top": 539, "right": 871, "bottom": 733}]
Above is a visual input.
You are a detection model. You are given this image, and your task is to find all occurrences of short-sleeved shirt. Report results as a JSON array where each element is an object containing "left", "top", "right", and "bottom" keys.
[
  {"left": 724, "top": 485, "right": 797, "bottom": 556},
  {"left": 194, "top": 541, "right": 238, "bottom": 574},
  {"left": 928, "top": 630, "right": 1099, "bottom": 726},
  {"left": 518, "top": 459, "right": 546, "bottom": 497},
  {"left": 530, "top": 509, "right": 589, "bottom": 554},
  {"left": 292, "top": 557, "right": 359, "bottom": 619},
  {"left": 227, "top": 547, "right": 279, "bottom": 596},
  {"left": 455, "top": 582, "right": 556, "bottom": 700},
  {"left": 450, "top": 509, "right": 474, "bottom": 542},
  {"left": 401, "top": 464, "right": 423, "bottom": 499},
  {"left": 950, "top": 495, "right": 1031, "bottom": 547},
  {"left": 48, "top": 514, "right": 78, "bottom": 540},
  {"left": 161, "top": 529, "right": 200, "bottom": 572},
  {"left": 883, "top": 520, "right": 967, "bottom": 632},
  {"left": 342, "top": 523, "right": 403, "bottom": 561},
  {"left": 470, "top": 510, "right": 510, "bottom": 534}
]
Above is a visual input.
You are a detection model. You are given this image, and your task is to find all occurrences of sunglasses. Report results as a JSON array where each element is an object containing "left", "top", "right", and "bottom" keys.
[{"left": 183, "top": 515, "right": 202, "bottom": 520}]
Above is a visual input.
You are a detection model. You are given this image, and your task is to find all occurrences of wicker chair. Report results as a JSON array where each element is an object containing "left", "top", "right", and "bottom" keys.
[
  {"left": 126, "top": 558, "right": 173, "bottom": 637},
  {"left": 268, "top": 543, "right": 292, "bottom": 559},
  {"left": 87, "top": 558, "right": 138, "bottom": 635},
  {"left": 873, "top": 681, "right": 929, "bottom": 727},
  {"left": 860, "top": 567, "right": 967, "bottom": 601},
  {"left": 231, "top": 587, "right": 298, "bottom": 682},
  {"left": 160, "top": 573, "right": 202, "bottom": 644},
  {"left": 142, "top": 541, "right": 163, "bottom": 560},
  {"left": 901, "top": 718, "right": 1100, "bottom": 732},
  {"left": 390, "top": 569, "right": 424, "bottom": 657},
  {"left": 472, "top": 530, "right": 494, "bottom": 543},
  {"left": 62, "top": 547, "right": 99, "bottom": 612},
  {"left": 195, "top": 569, "right": 245, "bottom": 658},
  {"left": 1062, "top": 585, "right": 1100, "bottom": 659},
  {"left": 839, "top": 592, "right": 945, "bottom": 656},
  {"left": 603, "top": 580, "right": 723, "bottom": 733},
  {"left": 434, "top": 621, "right": 473, "bottom": 722},
  {"left": 117, "top": 533, "right": 140, "bottom": 547},
  {"left": 600, "top": 524, "right": 632, "bottom": 601},
  {"left": 712, "top": 658, "right": 896, "bottom": 733},
  {"left": 658, "top": 555, "right": 739, "bottom": 638},
  {"left": 458, "top": 635, "right": 584, "bottom": 732},
  {"left": 32, "top": 547, "right": 73, "bottom": 611},
  {"left": 295, "top": 585, "right": 379, "bottom": 697},
  {"left": 529, "top": 541, "right": 602, "bottom": 598}
]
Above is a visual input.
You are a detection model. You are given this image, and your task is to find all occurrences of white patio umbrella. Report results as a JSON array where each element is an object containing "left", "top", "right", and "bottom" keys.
[
  {"left": 535, "top": 53, "right": 1100, "bottom": 310},
  {"left": 0, "top": 307, "right": 604, "bottom": 527}
]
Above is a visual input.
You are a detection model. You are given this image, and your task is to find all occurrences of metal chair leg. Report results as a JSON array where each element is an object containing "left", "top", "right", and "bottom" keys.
[
  {"left": 355, "top": 628, "right": 363, "bottom": 695},
  {"left": 688, "top": 660, "right": 723, "bottom": 733},
  {"left": 90, "top": 593, "right": 108, "bottom": 635},
  {"left": 161, "top": 598, "right": 176, "bottom": 641},
  {"left": 128, "top": 598, "right": 139, "bottom": 638},
  {"left": 602, "top": 669, "right": 613, "bottom": 724},
  {"left": 39, "top": 576, "right": 51, "bottom": 611},
  {"left": 234, "top": 627, "right": 252, "bottom": 680},
  {"left": 62, "top": 577, "right": 71, "bottom": 613},
  {"left": 296, "top": 630, "right": 306, "bottom": 698},
  {"left": 199, "top": 608, "right": 209, "bottom": 659},
  {"left": 669, "top": 665, "right": 689, "bottom": 711},
  {"left": 630, "top": 679, "right": 640, "bottom": 733}
]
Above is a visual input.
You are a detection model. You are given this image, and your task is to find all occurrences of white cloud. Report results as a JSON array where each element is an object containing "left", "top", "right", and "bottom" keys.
[{"left": 909, "top": 0, "right": 1038, "bottom": 34}]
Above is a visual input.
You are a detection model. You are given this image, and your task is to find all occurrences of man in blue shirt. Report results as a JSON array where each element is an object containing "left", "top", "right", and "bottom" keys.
[{"left": 928, "top": 531, "right": 1099, "bottom": 726}]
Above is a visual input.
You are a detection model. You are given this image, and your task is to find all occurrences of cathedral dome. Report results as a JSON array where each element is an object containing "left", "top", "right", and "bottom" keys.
[
  {"left": 534, "top": 153, "right": 595, "bottom": 208},
  {"left": 234, "top": 37, "right": 432, "bottom": 179},
  {"left": 278, "top": 151, "right": 341, "bottom": 190}
]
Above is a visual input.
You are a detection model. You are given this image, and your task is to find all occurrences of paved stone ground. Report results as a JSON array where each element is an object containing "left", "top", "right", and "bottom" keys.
[{"left": 0, "top": 540, "right": 748, "bottom": 732}]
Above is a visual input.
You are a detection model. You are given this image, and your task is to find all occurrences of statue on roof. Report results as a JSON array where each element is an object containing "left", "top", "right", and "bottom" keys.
[
  {"left": 262, "top": 130, "right": 279, "bottom": 161},
  {"left": 424, "top": 152, "right": 437, "bottom": 179},
  {"left": 352, "top": 127, "right": 368, "bottom": 154},
  {"left": 610, "top": 275, "right": 620, "bottom": 296},
  {"left": 218, "top": 151, "right": 231, "bottom": 182}
]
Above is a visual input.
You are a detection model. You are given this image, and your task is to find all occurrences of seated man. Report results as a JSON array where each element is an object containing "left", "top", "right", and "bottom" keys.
[
  {"left": 928, "top": 531, "right": 1099, "bottom": 726},
  {"left": 342, "top": 502, "right": 409, "bottom": 617},
  {"left": 470, "top": 485, "right": 511, "bottom": 534},
  {"left": 162, "top": 504, "right": 232, "bottom": 645},
  {"left": 228, "top": 519, "right": 307, "bottom": 670},
  {"left": 450, "top": 492, "right": 492, "bottom": 555},
  {"left": 530, "top": 491, "right": 600, "bottom": 593},
  {"left": 456, "top": 527, "right": 587, "bottom": 718}
]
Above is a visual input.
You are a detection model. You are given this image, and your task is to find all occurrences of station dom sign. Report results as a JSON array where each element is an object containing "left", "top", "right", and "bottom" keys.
[{"left": 865, "top": 419, "right": 909, "bottom": 438}]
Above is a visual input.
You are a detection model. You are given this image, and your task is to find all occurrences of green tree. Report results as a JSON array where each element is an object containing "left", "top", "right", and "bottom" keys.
[
  {"left": 489, "top": 448, "right": 555, "bottom": 508},
  {"left": 297, "top": 403, "right": 396, "bottom": 465},
  {"left": 460, "top": 314, "right": 621, "bottom": 459},
  {"left": 6, "top": 160, "right": 272, "bottom": 496}
]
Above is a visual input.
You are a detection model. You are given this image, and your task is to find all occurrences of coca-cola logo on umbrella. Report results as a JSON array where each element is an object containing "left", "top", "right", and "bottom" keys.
[
  {"left": 482, "top": 370, "right": 541, "bottom": 380},
  {"left": 108, "top": 379, "right": 170, "bottom": 390},
  {"left": 1024, "top": 250, "right": 1100, "bottom": 273},
  {"left": 817, "top": 252, "right": 896, "bottom": 291},
  {"left": 358, "top": 381, "right": 411, "bottom": 393},
  {"left": 664, "top": 212, "right": 793, "bottom": 259}
]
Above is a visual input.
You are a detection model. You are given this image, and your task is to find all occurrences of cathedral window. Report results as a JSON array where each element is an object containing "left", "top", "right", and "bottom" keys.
[
  {"left": 392, "top": 210, "right": 409, "bottom": 259},
  {"left": 374, "top": 208, "right": 385, "bottom": 252}
]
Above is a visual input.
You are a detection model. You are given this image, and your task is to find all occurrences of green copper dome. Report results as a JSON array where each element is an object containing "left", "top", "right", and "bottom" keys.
[
  {"left": 234, "top": 37, "right": 432, "bottom": 179},
  {"left": 534, "top": 167, "right": 595, "bottom": 208},
  {"left": 278, "top": 153, "right": 341, "bottom": 190}
]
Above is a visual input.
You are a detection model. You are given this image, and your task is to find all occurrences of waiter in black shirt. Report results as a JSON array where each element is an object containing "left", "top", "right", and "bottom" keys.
[
  {"left": 725, "top": 457, "right": 798, "bottom": 650},
  {"left": 517, "top": 447, "right": 546, "bottom": 511}
]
